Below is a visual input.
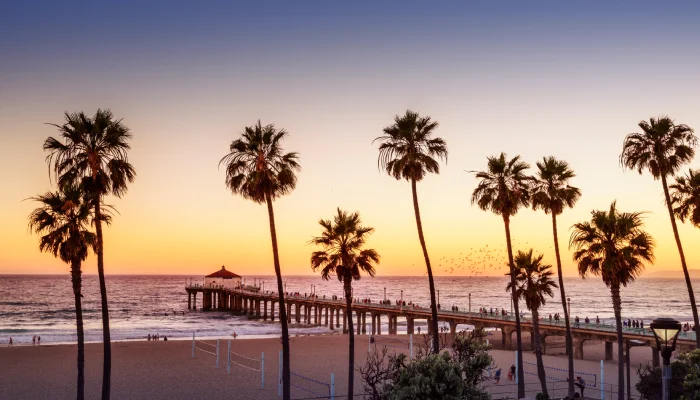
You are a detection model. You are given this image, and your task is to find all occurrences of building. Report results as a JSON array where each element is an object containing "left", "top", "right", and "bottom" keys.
[{"left": 203, "top": 265, "right": 241, "bottom": 289}]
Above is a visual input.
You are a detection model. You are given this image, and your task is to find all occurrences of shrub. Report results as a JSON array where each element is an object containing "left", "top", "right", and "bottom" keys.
[
  {"left": 359, "top": 329, "right": 493, "bottom": 400},
  {"left": 636, "top": 349, "right": 700, "bottom": 400}
]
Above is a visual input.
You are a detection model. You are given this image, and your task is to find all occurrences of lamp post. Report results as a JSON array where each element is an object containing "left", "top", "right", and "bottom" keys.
[
  {"left": 437, "top": 290, "right": 440, "bottom": 309},
  {"left": 384, "top": 287, "right": 386, "bottom": 302},
  {"left": 567, "top": 298, "right": 571, "bottom": 322},
  {"left": 468, "top": 293, "right": 471, "bottom": 315},
  {"left": 400, "top": 290, "right": 403, "bottom": 304},
  {"left": 651, "top": 317, "right": 682, "bottom": 400}
]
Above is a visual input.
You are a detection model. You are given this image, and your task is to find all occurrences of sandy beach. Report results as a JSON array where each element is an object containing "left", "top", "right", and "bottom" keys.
[{"left": 0, "top": 331, "right": 659, "bottom": 399}]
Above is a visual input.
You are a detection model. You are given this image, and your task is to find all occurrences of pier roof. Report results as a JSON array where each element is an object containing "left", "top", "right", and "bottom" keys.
[{"left": 205, "top": 266, "right": 240, "bottom": 279}]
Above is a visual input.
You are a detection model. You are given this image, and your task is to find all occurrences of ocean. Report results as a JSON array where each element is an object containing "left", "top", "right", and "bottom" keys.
[{"left": 1, "top": 274, "right": 698, "bottom": 345}]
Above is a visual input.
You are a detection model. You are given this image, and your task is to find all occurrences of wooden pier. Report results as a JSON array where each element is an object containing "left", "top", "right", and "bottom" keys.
[{"left": 185, "top": 285, "right": 696, "bottom": 366}]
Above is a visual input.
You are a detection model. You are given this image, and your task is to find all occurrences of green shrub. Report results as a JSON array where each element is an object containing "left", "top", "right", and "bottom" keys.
[
  {"left": 636, "top": 349, "right": 700, "bottom": 400},
  {"left": 359, "top": 330, "right": 493, "bottom": 400}
]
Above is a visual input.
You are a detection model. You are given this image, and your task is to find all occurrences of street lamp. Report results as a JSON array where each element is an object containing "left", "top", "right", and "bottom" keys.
[
  {"left": 567, "top": 297, "right": 571, "bottom": 321},
  {"left": 651, "top": 317, "right": 682, "bottom": 400},
  {"left": 468, "top": 293, "right": 471, "bottom": 315},
  {"left": 437, "top": 290, "right": 440, "bottom": 309},
  {"left": 384, "top": 287, "right": 386, "bottom": 302}
]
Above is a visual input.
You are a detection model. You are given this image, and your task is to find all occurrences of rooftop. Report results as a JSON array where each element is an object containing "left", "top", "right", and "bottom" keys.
[{"left": 205, "top": 266, "right": 240, "bottom": 279}]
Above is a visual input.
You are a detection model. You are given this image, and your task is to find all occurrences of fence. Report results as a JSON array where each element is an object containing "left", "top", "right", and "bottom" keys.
[
  {"left": 522, "top": 360, "right": 597, "bottom": 387},
  {"left": 191, "top": 333, "right": 265, "bottom": 388},
  {"left": 279, "top": 350, "right": 335, "bottom": 399},
  {"left": 487, "top": 381, "right": 641, "bottom": 400}
]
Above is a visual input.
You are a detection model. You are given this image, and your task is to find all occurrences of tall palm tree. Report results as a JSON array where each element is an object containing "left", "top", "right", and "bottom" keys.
[
  {"left": 570, "top": 202, "right": 655, "bottom": 400},
  {"left": 471, "top": 152, "right": 531, "bottom": 399},
  {"left": 507, "top": 249, "right": 558, "bottom": 397},
  {"left": 671, "top": 169, "right": 700, "bottom": 227},
  {"left": 374, "top": 110, "right": 447, "bottom": 353},
  {"left": 44, "top": 109, "right": 136, "bottom": 400},
  {"left": 531, "top": 156, "right": 581, "bottom": 397},
  {"left": 620, "top": 116, "right": 699, "bottom": 347},
  {"left": 219, "top": 121, "right": 300, "bottom": 400},
  {"left": 28, "top": 184, "right": 98, "bottom": 400},
  {"left": 310, "top": 208, "right": 380, "bottom": 400}
]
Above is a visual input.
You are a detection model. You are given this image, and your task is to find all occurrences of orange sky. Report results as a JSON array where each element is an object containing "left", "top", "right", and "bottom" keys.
[{"left": 2, "top": 2, "right": 700, "bottom": 277}]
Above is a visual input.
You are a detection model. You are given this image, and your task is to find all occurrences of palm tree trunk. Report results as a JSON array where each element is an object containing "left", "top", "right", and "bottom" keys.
[
  {"left": 532, "top": 308, "right": 548, "bottom": 397},
  {"left": 410, "top": 178, "right": 439, "bottom": 354},
  {"left": 71, "top": 260, "right": 85, "bottom": 400},
  {"left": 344, "top": 278, "right": 354, "bottom": 400},
  {"left": 503, "top": 215, "right": 525, "bottom": 399},
  {"left": 611, "top": 283, "right": 625, "bottom": 400},
  {"left": 93, "top": 198, "right": 111, "bottom": 400},
  {"left": 552, "top": 213, "right": 576, "bottom": 397},
  {"left": 266, "top": 194, "right": 291, "bottom": 400},
  {"left": 661, "top": 174, "right": 700, "bottom": 348}
]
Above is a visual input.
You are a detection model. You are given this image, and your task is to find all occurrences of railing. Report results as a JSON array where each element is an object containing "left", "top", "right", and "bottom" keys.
[{"left": 185, "top": 286, "right": 697, "bottom": 342}]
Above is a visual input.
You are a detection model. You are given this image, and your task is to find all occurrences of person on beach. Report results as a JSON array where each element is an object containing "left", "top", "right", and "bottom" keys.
[
  {"left": 32, "top": 336, "right": 36, "bottom": 345},
  {"left": 163, "top": 336, "right": 167, "bottom": 341},
  {"left": 494, "top": 368, "right": 501, "bottom": 384},
  {"left": 575, "top": 376, "right": 586, "bottom": 397},
  {"left": 596, "top": 316, "right": 600, "bottom": 325},
  {"left": 417, "top": 326, "right": 421, "bottom": 335},
  {"left": 37, "top": 336, "right": 40, "bottom": 344},
  {"left": 147, "top": 334, "right": 151, "bottom": 341},
  {"left": 8, "top": 337, "right": 12, "bottom": 346},
  {"left": 233, "top": 332, "right": 238, "bottom": 339}
]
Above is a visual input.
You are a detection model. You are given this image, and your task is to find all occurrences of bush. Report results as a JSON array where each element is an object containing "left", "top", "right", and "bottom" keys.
[
  {"left": 359, "top": 329, "right": 493, "bottom": 400},
  {"left": 636, "top": 349, "right": 700, "bottom": 400}
]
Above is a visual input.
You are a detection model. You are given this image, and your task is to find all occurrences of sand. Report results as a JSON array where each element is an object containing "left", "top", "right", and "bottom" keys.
[{"left": 0, "top": 332, "right": 657, "bottom": 399}]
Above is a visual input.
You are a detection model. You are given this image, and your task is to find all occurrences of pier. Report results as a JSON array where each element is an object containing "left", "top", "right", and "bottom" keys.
[{"left": 185, "top": 283, "right": 696, "bottom": 367}]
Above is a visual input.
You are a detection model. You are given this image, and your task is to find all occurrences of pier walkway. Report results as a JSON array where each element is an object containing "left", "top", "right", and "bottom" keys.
[{"left": 185, "top": 285, "right": 696, "bottom": 366}]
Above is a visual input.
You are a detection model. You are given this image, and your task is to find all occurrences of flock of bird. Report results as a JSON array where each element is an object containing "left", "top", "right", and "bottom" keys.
[{"left": 413, "top": 240, "right": 556, "bottom": 277}]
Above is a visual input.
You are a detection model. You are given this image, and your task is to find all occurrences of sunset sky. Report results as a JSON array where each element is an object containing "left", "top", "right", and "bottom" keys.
[{"left": 1, "top": 1, "right": 699, "bottom": 277}]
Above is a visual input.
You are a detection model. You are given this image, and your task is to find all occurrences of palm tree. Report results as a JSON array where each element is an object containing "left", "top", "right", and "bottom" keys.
[
  {"left": 671, "top": 169, "right": 700, "bottom": 227},
  {"left": 28, "top": 184, "right": 98, "bottom": 400},
  {"left": 531, "top": 156, "right": 581, "bottom": 397},
  {"left": 620, "top": 116, "right": 699, "bottom": 347},
  {"left": 471, "top": 152, "right": 531, "bottom": 399},
  {"left": 507, "top": 249, "right": 558, "bottom": 397},
  {"left": 310, "top": 208, "right": 380, "bottom": 400},
  {"left": 44, "top": 109, "right": 136, "bottom": 400},
  {"left": 219, "top": 121, "right": 300, "bottom": 400},
  {"left": 570, "top": 202, "right": 655, "bottom": 400},
  {"left": 374, "top": 110, "right": 447, "bottom": 353}
]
